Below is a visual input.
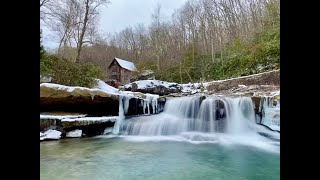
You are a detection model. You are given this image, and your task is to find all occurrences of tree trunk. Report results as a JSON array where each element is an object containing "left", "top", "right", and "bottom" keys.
[{"left": 76, "top": 0, "right": 90, "bottom": 63}]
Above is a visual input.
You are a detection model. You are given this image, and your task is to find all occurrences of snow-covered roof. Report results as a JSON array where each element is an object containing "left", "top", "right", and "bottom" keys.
[{"left": 114, "top": 57, "right": 136, "bottom": 71}]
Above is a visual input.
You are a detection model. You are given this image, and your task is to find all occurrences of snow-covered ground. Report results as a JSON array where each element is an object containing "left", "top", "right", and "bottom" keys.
[{"left": 94, "top": 79, "right": 120, "bottom": 93}]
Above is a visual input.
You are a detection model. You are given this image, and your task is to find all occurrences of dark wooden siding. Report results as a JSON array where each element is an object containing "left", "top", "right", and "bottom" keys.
[{"left": 108, "top": 59, "right": 133, "bottom": 85}]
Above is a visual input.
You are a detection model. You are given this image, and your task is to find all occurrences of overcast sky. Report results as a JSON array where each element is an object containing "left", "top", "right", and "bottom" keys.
[{"left": 42, "top": 0, "right": 188, "bottom": 50}]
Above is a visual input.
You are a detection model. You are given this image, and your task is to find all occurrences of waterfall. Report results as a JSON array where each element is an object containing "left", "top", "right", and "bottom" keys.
[
  {"left": 259, "top": 96, "right": 280, "bottom": 131},
  {"left": 121, "top": 96, "right": 262, "bottom": 136},
  {"left": 119, "top": 95, "right": 280, "bottom": 153},
  {"left": 113, "top": 94, "right": 160, "bottom": 134}
]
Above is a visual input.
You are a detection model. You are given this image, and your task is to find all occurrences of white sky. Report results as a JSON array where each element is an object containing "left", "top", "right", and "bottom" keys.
[{"left": 42, "top": 0, "right": 188, "bottom": 50}]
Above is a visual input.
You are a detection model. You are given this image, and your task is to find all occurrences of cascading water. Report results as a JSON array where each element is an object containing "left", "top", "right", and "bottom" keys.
[
  {"left": 120, "top": 95, "right": 280, "bottom": 153},
  {"left": 121, "top": 96, "right": 258, "bottom": 135},
  {"left": 112, "top": 94, "right": 160, "bottom": 134},
  {"left": 258, "top": 96, "right": 280, "bottom": 131}
]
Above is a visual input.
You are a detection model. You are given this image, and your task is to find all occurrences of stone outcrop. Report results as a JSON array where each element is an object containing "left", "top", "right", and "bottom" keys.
[
  {"left": 40, "top": 83, "right": 166, "bottom": 116},
  {"left": 40, "top": 115, "right": 117, "bottom": 138},
  {"left": 40, "top": 84, "right": 119, "bottom": 116},
  {"left": 207, "top": 70, "right": 279, "bottom": 92}
]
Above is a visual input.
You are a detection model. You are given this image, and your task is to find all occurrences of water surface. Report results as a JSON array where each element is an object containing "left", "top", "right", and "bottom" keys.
[{"left": 40, "top": 136, "right": 279, "bottom": 180}]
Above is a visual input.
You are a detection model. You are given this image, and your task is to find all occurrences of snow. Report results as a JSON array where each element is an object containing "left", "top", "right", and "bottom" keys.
[
  {"left": 40, "top": 114, "right": 87, "bottom": 120},
  {"left": 125, "top": 80, "right": 179, "bottom": 90},
  {"left": 115, "top": 57, "right": 137, "bottom": 71},
  {"left": 66, "top": 129, "right": 82, "bottom": 138},
  {"left": 180, "top": 82, "right": 209, "bottom": 94},
  {"left": 41, "top": 83, "right": 85, "bottom": 92},
  {"left": 270, "top": 90, "right": 280, "bottom": 96},
  {"left": 61, "top": 116, "right": 118, "bottom": 122},
  {"left": 40, "top": 82, "right": 120, "bottom": 96},
  {"left": 94, "top": 79, "right": 119, "bottom": 93},
  {"left": 40, "top": 129, "right": 62, "bottom": 140}
]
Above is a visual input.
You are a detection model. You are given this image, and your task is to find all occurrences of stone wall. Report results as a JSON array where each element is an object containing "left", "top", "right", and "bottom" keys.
[{"left": 207, "top": 70, "right": 279, "bottom": 92}]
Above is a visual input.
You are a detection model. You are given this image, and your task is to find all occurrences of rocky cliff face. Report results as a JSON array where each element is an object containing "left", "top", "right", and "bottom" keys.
[
  {"left": 40, "top": 84, "right": 119, "bottom": 116},
  {"left": 40, "top": 83, "right": 166, "bottom": 116},
  {"left": 40, "top": 83, "right": 168, "bottom": 140}
]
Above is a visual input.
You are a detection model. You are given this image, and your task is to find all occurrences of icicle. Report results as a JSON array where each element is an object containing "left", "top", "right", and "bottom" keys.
[
  {"left": 90, "top": 92, "right": 96, "bottom": 100},
  {"left": 123, "top": 96, "right": 132, "bottom": 115},
  {"left": 112, "top": 96, "right": 125, "bottom": 134}
]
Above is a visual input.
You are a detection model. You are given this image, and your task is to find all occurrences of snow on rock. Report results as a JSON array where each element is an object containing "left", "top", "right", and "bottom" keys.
[
  {"left": 66, "top": 129, "right": 82, "bottom": 138},
  {"left": 125, "top": 80, "right": 179, "bottom": 90},
  {"left": 270, "top": 90, "right": 280, "bottom": 96},
  {"left": 124, "top": 80, "right": 181, "bottom": 95},
  {"left": 61, "top": 116, "right": 118, "bottom": 122},
  {"left": 40, "top": 82, "right": 120, "bottom": 98},
  {"left": 238, "top": 84, "right": 247, "bottom": 88},
  {"left": 40, "top": 114, "right": 87, "bottom": 120},
  {"left": 94, "top": 79, "right": 120, "bottom": 93},
  {"left": 40, "top": 129, "right": 62, "bottom": 141},
  {"left": 180, "top": 82, "right": 209, "bottom": 94},
  {"left": 114, "top": 57, "right": 137, "bottom": 71},
  {"left": 41, "top": 83, "right": 86, "bottom": 93}
]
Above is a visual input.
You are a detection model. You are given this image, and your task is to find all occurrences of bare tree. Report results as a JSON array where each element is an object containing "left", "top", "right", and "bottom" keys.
[
  {"left": 151, "top": 3, "right": 162, "bottom": 70},
  {"left": 74, "top": 0, "right": 109, "bottom": 63},
  {"left": 42, "top": 0, "right": 109, "bottom": 62}
]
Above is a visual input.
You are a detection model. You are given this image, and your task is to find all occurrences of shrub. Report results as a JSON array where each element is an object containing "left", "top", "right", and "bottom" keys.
[{"left": 41, "top": 55, "right": 103, "bottom": 88}]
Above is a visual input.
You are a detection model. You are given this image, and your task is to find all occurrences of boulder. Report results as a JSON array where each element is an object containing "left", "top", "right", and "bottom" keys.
[
  {"left": 40, "top": 129, "right": 62, "bottom": 141},
  {"left": 40, "top": 115, "right": 117, "bottom": 137},
  {"left": 131, "top": 69, "right": 155, "bottom": 81},
  {"left": 66, "top": 129, "right": 82, "bottom": 138},
  {"left": 124, "top": 80, "right": 181, "bottom": 96}
]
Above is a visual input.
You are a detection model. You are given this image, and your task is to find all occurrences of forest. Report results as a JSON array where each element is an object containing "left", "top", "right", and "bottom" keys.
[{"left": 40, "top": 0, "right": 279, "bottom": 87}]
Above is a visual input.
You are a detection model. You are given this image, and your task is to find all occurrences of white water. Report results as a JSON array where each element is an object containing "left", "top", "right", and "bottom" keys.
[
  {"left": 119, "top": 96, "right": 280, "bottom": 153},
  {"left": 259, "top": 96, "right": 280, "bottom": 131},
  {"left": 122, "top": 96, "right": 258, "bottom": 135},
  {"left": 113, "top": 94, "right": 159, "bottom": 134}
]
